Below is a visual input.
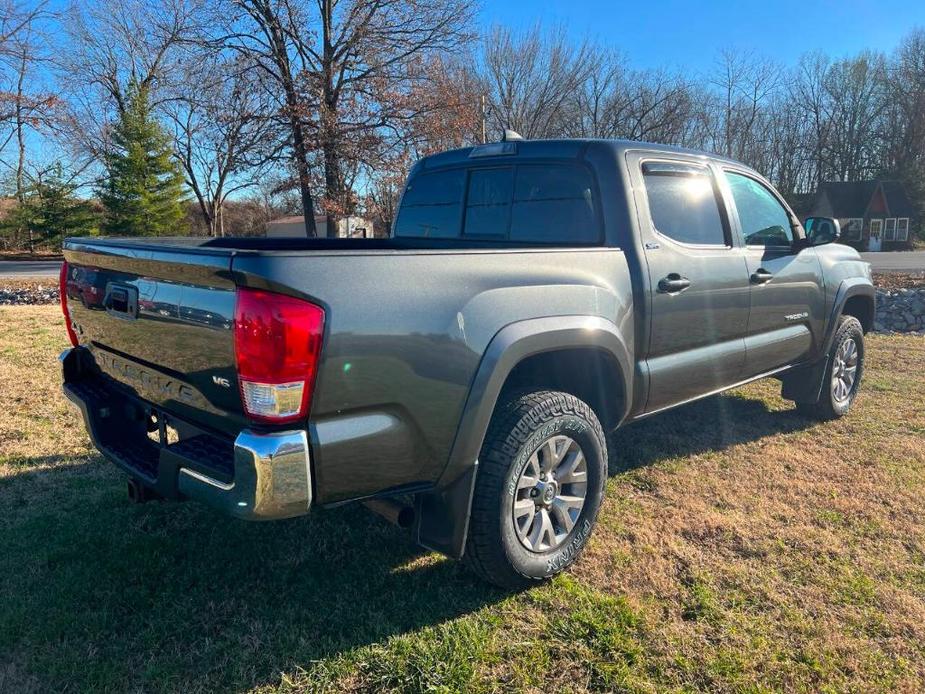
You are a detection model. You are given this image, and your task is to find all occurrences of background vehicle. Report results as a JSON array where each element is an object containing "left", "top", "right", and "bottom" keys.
[{"left": 60, "top": 139, "right": 874, "bottom": 588}]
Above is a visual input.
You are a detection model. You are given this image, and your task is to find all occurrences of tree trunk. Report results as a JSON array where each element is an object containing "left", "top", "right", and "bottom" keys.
[
  {"left": 289, "top": 111, "right": 318, "bottom": 237},
  {"left": 15, "top": 51, "right": 28, "bottom": 253},
  {"left": 320, "top": 0, "right": 337, "bottom": 239},
  {"left": 249, "top": 0, "right": 318, "bottom": 237},
  {"left": 322, "top": 142, "right": 340, "bottom": 238}
]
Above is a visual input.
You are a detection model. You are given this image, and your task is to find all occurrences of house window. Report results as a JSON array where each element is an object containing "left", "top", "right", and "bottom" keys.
[
  {"left": 884, "top": 218, "right": 897, "bottom": 241},
  {"left": 842, "top": 218, "right": 863, "bottom": 241},
  {"left": 897, "top": 218, "right": 910, "bottom": 242},
  {"left": 870, "top": 219, "right": 883, "bottom": 237}
]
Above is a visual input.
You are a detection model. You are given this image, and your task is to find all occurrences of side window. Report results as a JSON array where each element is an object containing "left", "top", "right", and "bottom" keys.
[
  {"left": 394, "top": 169, "right": 464, "bottom": 238},
  {"left": 642, "top": 163, "right": 727, "bottom": 246},
  {"left": 725, "top": 172, "right": 794, "bottom": 248},
  {"left": 464, "top": 168, "right": 513, "bottom": 237},
  {"left": 510, "top": 165, "right": 598, "bottom": 243}
]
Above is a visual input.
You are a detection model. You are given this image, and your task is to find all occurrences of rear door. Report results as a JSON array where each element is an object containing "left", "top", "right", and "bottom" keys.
[
  {"left": 719, "top": 169, "right": 826, "bottom": 376},
  {"left": 627, "top": 152, "right": 752, "bottom": 413}
]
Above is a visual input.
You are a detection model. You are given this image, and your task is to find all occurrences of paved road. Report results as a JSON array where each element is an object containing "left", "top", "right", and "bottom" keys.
[
  {"left": 860, "top": 251, "right": 925, "bottom": 273},
  {"left": 0, "top": 252, "right": 923, "bottom": 278},
  {"left": 0, "top": 260, "right": 63, "bottom": 278}
]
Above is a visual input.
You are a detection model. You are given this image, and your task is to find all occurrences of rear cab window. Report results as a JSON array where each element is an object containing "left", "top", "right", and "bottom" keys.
[
  {"left": 393, "top": 169, "right": 465, "bottom": 238},
  {"left": 394, "top": 161, "right": 601, "bottom": 244},
  {"left": 464, "top": 168, "right": 513, "bottom": 237}
]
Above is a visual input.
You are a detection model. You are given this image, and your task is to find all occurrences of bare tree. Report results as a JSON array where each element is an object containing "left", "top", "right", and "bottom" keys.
[
  {"left": 2, "top": 17, "right": 52, "bottom": 198},
  {"left": 566, "top": 48, "right": 626, "bottom": 138},
  {"left": 794, "top": 53, "right": 832, "bottom": 191},
  {"left": 60, "top": 0, "right": 204, "bottom": 159},
  {"left": 213, "top": 0, "right": 319, "bottom": 234},
  {"left": 167, "top": 55, "right": 280, "bottom": 235},
  {"left": 822, "top": 53, "right": 888, "bottom": 182},
  {"left": 214, "top": 0, "right": 474, "bottom": 236},
  {"left": 0, "top": 1, "right": 60, "bottom": 251},
  {"left": 883, "top": 29, "right": 925, "bottom": 212},
  {"left": 481, "top": 24, "right": 597, "bottom": 140},
  {"left": 710, "top": 49, "right": 782, "bottom": 162}
]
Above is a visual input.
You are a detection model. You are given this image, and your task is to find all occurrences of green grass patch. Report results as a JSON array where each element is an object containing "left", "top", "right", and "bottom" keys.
[{"left": 2, "top": 306, "right": 924, "bottom": 692}]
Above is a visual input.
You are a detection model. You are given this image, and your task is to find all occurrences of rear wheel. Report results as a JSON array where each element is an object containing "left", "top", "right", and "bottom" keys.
[
  {"left": 464, "top": 390, "right": 607, "bottom": 589},
  {"left": 796, "top": 315, "right": 864, "bottom": 420}
]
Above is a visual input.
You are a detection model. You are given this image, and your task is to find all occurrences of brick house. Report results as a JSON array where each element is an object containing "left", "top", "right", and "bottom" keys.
[{"left": 808, "top": 180, "right": 917, "bottom": 251}]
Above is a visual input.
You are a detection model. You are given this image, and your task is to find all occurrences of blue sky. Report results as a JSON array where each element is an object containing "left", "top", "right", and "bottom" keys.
[
  {"left": 481, "top": 0, "right": 925, "bottom": 73},
  {"left": 19, "top": 0, "right": 925, "bottom": 192}
]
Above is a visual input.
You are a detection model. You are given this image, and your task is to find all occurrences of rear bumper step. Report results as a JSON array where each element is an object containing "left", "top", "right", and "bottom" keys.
[
  {"left": 179, "top": 430, "right": 312, "bottom": 519},
  {"left": 60, "top": 348, "right": 312, "bottom": 520}
]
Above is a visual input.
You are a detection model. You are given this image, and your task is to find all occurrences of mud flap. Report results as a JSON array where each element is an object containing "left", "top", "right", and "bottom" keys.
[
  {"left": 780, "top": 355, "right": 829, "bottom": 404},
  {"left": 415, "top": 462, "right": 478, "bottom": 559}
]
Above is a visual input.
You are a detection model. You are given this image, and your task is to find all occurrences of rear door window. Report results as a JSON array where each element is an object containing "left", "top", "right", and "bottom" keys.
[
  {"left": 642, "top": 162, "right": 728, "bottom": 246},
  {"left": 394, "top": 169, "right": 464, "bottom": 238}
]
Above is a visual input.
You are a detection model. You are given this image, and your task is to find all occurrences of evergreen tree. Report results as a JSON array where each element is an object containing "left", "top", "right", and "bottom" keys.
[
  {"left": 0, "top": 167, "right": 99, "bottom": 251},
  {"left": 100, "top": 82, "right": 187, "bottom": 236}
]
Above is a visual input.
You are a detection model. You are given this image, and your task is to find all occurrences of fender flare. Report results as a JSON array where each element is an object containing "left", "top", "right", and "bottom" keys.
[
  {"left": 782, "top": 279, "right": 875, "bottom": 404},
  {"left": 823, "top": 279, "right": 875, "bottom": 354},
  {"left": 415, "top": 315, "right": 632, "bottom": 558}
]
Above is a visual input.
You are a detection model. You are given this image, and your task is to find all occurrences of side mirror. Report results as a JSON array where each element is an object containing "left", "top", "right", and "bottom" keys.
[{"left": 803, "top": 217, "right": 841, "bottom": 247}]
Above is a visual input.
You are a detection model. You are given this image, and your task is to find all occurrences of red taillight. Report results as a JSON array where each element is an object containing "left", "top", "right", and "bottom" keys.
[
  {"left": 59, "top": 261, "right": 78, "bottom": 347},
  {"left": 233, "top": 287, "right": 325, "bottom": 423}
]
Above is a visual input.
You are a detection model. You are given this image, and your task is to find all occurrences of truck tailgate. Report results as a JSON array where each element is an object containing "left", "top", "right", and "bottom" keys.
[{"left": 63, "top": 239, "right": 247, "bottom": 436}]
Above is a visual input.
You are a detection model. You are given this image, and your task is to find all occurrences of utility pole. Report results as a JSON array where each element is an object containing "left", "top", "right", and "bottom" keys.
[{"left": 481, "top": 95, "right": 487, "bottom": 144}]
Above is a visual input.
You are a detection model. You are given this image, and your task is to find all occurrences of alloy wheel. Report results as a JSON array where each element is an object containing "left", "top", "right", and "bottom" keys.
[
  {"left": 512, "top": 435, "right": 588, "bottom": 552},
  {"left": 832, "top": 337, "right": 859, "bottom": 403}
]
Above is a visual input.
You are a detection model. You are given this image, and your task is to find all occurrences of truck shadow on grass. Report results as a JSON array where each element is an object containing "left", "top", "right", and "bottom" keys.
[
  {"left": 3, "top": 464, "right": 509, "bottom": 691},
  {"left": 3, "top": 392, "right": 813, "bottom": 691},
  {"left": 608, "top": 390, "right": 814, "bottom": 474}
]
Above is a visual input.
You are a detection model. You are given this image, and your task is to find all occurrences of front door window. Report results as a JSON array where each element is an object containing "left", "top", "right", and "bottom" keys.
[{"left": 724, "top": 172, "right": 794, "bottom": 249}]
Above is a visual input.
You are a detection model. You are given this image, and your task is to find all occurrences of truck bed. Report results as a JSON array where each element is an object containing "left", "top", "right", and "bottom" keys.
[
  {"left": 62, "top": 236, "right": 631, "bottom": 505},
  {"left": 72, "top": 234, "right": 603, "bottom": 253}
]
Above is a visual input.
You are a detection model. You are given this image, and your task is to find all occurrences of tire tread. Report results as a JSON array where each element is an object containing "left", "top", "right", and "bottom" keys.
[
  {"left": 464, "top": 389, "right": 606, "bottom": 588},
  {"left": 796, "top": 315, "right": 864, "bottom": 420}
]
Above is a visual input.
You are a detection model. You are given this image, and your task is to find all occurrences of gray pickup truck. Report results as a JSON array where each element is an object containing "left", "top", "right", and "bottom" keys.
[{"left": 60, "top": 138, "right": 874, "bottom": 588}]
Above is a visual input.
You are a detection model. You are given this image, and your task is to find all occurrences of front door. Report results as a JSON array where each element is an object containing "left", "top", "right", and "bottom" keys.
[
  {"left": 720, "top": 169, "right": 827, "bottom": 376},
  {"left": 868, "top": 219, "right": 883, "bottom": 251},
  {"left": 628, "top": 154, "right": 752, "bottom": 413}
]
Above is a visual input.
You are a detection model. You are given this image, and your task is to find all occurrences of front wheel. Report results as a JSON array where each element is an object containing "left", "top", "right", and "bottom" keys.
[
  {"left": 464, "top": 390, "right": 607, "bottom": 589},
  {"left": 796, "top": 315, "right": 865, "bottom": 420}
]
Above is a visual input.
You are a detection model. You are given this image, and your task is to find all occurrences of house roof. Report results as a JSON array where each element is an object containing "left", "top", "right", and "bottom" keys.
[
  {"left": 816, "top": 180, "right": 916, "bottom": 218},
  {"left": 878, "top": 181, "right": 916, "bottom": 217}
]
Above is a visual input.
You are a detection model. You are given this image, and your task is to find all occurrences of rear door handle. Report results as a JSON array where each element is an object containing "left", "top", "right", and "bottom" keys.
[
  {"left": 657, "top": 273, "right": 691, "bottom": 293},
  {"left": 750, "top": 269, "right": 773, "bottom": 284}
]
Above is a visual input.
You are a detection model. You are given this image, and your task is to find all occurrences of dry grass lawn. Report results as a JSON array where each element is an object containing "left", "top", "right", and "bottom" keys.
[{"left": 1, "top": 304, "right": 923, "bottom": 692}]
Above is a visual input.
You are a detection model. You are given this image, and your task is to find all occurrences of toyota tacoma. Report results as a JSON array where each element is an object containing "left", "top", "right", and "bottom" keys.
[{"left": 60, "top": 138, "right": 874, "bottom": 588}]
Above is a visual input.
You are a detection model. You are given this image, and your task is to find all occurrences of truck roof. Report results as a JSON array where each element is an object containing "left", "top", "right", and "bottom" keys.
[{"left": 416, "top": 138, "right": 742, "bottom": 172}]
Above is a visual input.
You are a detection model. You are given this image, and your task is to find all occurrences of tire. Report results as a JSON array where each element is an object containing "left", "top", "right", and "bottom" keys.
[
  {"left": 464, "top": 390, "right": 607, "bottom": 589},
  {"left": 796, "top": 315, "right": 864, "bottom": 420}
]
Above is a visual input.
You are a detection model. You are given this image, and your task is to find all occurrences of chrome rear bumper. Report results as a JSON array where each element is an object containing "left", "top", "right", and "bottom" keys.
[
  {"left": 178, "top": 430, "right": 312, "bottom": 520},
  {"left": 61, "top": 347, "right": 313, "bottom": 521}
]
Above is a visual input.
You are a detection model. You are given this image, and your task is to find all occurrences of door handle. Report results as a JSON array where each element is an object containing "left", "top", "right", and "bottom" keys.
[
  {"left": 750, "top": 269, "right": 773, "bottom": 284},
  {"left": 657, "top": 273, "right": 691, "bottom": 293}
]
